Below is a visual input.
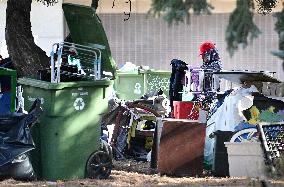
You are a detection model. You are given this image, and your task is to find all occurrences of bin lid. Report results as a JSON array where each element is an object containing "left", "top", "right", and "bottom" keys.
[
  {"left": 214, "top": 71, "right": 281, "bottom": 84},
  {"left": 0, "top": 68, "right": 17, "bottom": 76},
  {"left": 62, "top": 3, "right": 116, "bottom": 76},
  {"left": 116, "top": 70, "right": 171, "bottom": 75},
  {"left": 18, "top": 78, "right": 112, "bottom": 90}
]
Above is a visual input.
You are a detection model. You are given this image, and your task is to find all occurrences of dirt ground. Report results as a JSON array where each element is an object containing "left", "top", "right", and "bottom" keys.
[{"left": 0, "top": 159, "right": 284, "bottom": 186}]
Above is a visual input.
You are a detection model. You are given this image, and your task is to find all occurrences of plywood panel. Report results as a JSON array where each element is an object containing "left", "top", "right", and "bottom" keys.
[{"left": 157, "top": 120, "right": 206, "bottom": 176}]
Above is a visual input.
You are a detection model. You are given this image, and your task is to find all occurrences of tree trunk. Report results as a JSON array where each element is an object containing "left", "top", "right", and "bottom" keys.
[{"left": 5, "top": 0, "right": 49, "bottom": 77}]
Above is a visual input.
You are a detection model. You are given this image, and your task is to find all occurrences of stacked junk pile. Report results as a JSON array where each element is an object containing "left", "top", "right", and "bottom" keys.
[
  {"left": 103, "top": 54, "right": 284, "bottom": 179},
  {"left": 102, "top": 51, "right": 284, "bottom": 178},
  {"left": 1, "top": 2, "right": 284, "bottom": 182}
]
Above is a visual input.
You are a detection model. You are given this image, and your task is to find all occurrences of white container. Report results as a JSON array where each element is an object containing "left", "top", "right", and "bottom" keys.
[{"left": 225, "top": 142, "right": 266, "bottom": 178}]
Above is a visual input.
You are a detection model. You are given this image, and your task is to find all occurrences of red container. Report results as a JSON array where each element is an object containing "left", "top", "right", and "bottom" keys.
[{"left": 173, "top": 101, "right": 199, "bottom": 120}]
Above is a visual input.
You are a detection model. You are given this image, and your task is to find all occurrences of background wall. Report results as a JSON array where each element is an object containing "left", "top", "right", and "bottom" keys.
[
  {"left": 0, "top": 0, "right": 64, "bottom": 58},
  {"left": 0, "top": 0, "right": 282, "bottom": 80},
  {"left": 99, "top": 13, "right": 284, "bottom": 80}
]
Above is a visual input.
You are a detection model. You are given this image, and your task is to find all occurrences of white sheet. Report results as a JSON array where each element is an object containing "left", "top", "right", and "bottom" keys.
[{"left": 204, "top": 85, "right": 258, "bottom": 165}]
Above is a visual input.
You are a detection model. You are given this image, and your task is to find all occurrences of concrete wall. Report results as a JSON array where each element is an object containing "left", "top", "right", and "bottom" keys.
[
  {"left": 63, "top": 0, "right": 283, "bottom": 14},
  {"left": 62, "top": 0, "right": 284, "bottom": 80},
  {"left": 0, "top": 2, "right": 7, "bottom": 57},
  {"left": 0, "top": 0, "right": 283, "bottom": 81},
  {"left": 0, "top": 0, "right": 64, "bottom": 58},
  {"left": 99, "top": 13, "right": 284, "bottom": 81}
]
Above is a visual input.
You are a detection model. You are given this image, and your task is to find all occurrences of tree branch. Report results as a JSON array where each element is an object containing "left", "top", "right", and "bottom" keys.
[
  {"left": 148, "top": 0, "right": 213, "bottom": 25},
  {"left": 225, "top": 0, "right": 261, "bottom": 56}
]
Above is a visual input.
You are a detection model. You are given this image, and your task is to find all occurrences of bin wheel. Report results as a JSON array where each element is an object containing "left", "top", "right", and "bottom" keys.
[
  {"left": 86, "top": 151, "right": 112, "bottom": 179},
  {"left": 101, "top": 139, "right": 113, "bottom": 160},
  {"left": 230, "top": 128, "right": 258, "bottom": 142}
]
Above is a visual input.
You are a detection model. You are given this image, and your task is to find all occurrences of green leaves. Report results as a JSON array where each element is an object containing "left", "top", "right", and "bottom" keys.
[
  {"left": 274, "top": 2, "right": 284, "bottom": 52},
  {"left": 256, "top": 0, "right": 279, "bottom": 15},
  {"left": 271, "top": 51, "right": 284, "bottom": 59},
  {"left": 272, "top": 1, "right": 284, "bottom": 69},
  {"left": 36, "top": 0, "right": 58, "bottom": 7},
  {"left": 148, "top": 0, "right": 262, "bottom": 57},
  {"left": 225, "top": 0, "right": 261, "bottom": 56},
  {"left": 191, "top": 0, "right": 213, "bottom": 15},
  {"left": 148, "top": 0, "right": 213, "bottom": 25}
]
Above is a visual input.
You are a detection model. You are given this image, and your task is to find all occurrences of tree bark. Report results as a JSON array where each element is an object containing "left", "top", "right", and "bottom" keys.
[{"left": 5, "top": 0, "right": 49, "bottom": 77}]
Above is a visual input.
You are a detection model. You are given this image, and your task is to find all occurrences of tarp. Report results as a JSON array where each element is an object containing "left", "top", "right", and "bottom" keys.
[
  {"left": 0, "top": 99, "right": 42, "bottom": 167},
  {"left": 204, "top": 85, "right": 258, "bottom": 166}
]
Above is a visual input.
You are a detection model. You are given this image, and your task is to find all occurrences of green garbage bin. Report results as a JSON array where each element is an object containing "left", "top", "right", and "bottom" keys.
[
  {"left": 0, "top": 68, "right": 16, "bottom": 113},
  {"left": 18, "top": 78, "right": 113, "bottom": 180},
  {"left": 114, "top": 70, "right": 171, "bottom": 100},
  {"left": 114, "top": 71, "right": 144, "bottom": 100},
  {"left": 146, "top": 70, "right": 171, "bottom": 96},
  {"left": 62, "top": 3, "right": 117, "bottom": 77},
  {"left": 16, "top": 3, "right": 116, "bottom": 180}
]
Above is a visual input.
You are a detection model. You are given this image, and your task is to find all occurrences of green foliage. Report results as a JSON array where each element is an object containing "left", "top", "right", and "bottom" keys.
[
  {"left": 190, "top": 0, "right": 213, "bottom": 15},
  {"left": 148, "top": 0, "right": 213, "bottom": 25},
  {"left": 225, "top": 0, "right": 261, "bottom": 56},
  {"left": 91, "top": 0, "right": 99, "bottom": 9},
  {"left": 272, "top": 1, "right": 284, "bottom": 69},
  {"left": 256, "top": 0, "right": 279, "bottom": 15},
  {"left": 36, "top": 0, "right": 58, "bottom": 6},
  {"left": 274, "top": 7, "right": 284, "bottom": 37},
  {"left": 148, "top": 0, "right": 284, "bottom": 58},
  {"left": 274, "top": 2, "right": 284, "bottom": 52},
  {"left": 271, "top": 51, "right": 284, "bottom": 59}
]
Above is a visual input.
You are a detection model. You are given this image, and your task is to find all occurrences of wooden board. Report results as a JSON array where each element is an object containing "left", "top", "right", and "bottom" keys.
[{"left": 157, "top": 120, "right": 206, "bottom": 176}]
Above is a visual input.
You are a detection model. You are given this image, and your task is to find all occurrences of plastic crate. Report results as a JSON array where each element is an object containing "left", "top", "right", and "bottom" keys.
[
  {"left": 258, "top": 122, "right": 284, "bottom": 176},
  {"left": 225, "top": 142, "right": 266, "bottom": 178}
]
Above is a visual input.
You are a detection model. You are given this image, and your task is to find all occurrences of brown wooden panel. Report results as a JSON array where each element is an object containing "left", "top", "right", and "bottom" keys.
[{"left": 157, "top": 121, "right": 206, "bottom": 176}]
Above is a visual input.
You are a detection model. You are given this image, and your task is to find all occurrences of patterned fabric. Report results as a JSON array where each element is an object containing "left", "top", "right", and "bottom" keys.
[
  {"left": 169, "top": 59, "right": 188, "bottom": 112},
  {"left": 200, "top": 60, "right": 222, "bottom": 71},
  {"left": 198, "top": 48, "right": 223, "bottom": 111}
]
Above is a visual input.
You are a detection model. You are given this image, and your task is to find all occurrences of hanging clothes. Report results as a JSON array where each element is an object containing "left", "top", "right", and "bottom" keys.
[
  {"left": 169, "top": 59, "right": 188, "bottom": 113},
  {"left": 198, "top": 42, "right": 222, "bottom": 110}
]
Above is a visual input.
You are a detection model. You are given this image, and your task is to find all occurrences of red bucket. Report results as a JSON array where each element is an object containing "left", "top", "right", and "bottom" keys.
[{"left": 173, "top": 101, "right": 199, "bottom": 120}]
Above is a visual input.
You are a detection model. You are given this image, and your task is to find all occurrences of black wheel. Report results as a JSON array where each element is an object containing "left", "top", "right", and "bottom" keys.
[
  {"left": 101, "top": 139, "right": 113, "bottom": 160},
  {"left": 86, "top": 151, "right": 112, "bottom": 179}
]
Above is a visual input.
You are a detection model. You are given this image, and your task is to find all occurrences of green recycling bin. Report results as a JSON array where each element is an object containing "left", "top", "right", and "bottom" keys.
[
  {"left": 15, "top": 2, "right": 116, "bottom": 180},
  {"left": 114, "top": 70, "right": 171, "bottom": 100},
  {"left": 62, "top": 3, "right": 117, "bottom": 77},
  {"left": 18, "top": 78, "right": 113, "bottom": 180}
]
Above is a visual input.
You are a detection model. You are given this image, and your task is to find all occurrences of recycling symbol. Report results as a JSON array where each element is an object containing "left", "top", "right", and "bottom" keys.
[
  {"left": 73, "top": 98, "right": 85, "bottom": 111},
  {"left": 134, "top": 83, "right": 142, "bottom": 95}
]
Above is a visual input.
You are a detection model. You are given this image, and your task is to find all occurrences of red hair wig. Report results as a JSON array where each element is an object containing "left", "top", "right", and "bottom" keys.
[{"left": 199, "top": 42, "right": 216, "bottom": 55}]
